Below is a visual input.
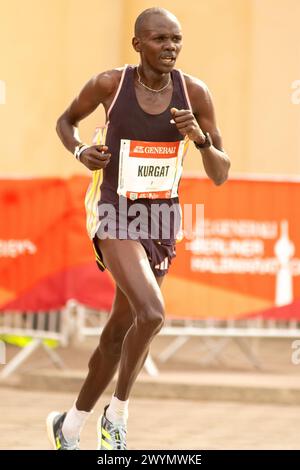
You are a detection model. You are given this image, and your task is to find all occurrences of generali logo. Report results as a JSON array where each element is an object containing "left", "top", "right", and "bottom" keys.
[
  {"left": 133, "top": 145, "right": 145, "bottom": 154},
  {"left": 130, "top": 140, "right": 179, "bottom": 158}
]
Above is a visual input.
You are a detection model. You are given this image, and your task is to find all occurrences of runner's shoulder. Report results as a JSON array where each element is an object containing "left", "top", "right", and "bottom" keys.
[
  {"left": 182, "top": 72, "right": 209, "bottom": 94},
  {"left": 93, "top": 67, "right": 124, "bottom": 98},
  {"left": 181, "top": 72, "right": 211, "bottom": 110}
]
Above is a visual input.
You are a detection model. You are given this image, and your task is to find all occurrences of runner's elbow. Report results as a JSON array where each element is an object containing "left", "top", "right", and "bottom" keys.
[{"left": 214, "top": 160, "right": 230, "bottom": 185}]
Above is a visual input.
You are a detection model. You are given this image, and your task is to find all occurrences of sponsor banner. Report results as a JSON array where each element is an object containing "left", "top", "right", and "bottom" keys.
[
  {"left": 1, "top": 176, "right": 299, "bottom": 320},
  {"left": 0, "top": 177, "right": 114, "bottom": 311},
  {"left": 162, "top": 177, "right": 300, "bottom": 319}
]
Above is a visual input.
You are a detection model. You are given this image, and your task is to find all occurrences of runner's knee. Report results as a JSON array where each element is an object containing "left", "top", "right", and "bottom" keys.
[{"left": 135, "top": 297, "right": 165, "bottom": 336}]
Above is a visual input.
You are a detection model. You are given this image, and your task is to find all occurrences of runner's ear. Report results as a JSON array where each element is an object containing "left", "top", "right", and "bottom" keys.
[{"left": 132, "top": 37, "right": 141, "bottom": 53}]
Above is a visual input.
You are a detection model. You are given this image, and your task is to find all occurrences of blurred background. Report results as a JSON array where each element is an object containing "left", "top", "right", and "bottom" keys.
[
  {"left": 1, "top": 0, "right": 300, "bottom": 177},
  {"left": 1, "top": 0, "right": 300, "bottom": 450}
]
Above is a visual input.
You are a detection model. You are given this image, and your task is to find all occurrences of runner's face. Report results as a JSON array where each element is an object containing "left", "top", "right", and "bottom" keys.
[{"left": 136, "top": 16, "right": 183, "bottom": 73}]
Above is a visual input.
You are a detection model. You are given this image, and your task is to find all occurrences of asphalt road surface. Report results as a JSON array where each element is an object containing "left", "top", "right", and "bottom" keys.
[{"left": 1, "top": 387, "right": 300, "bottom": 450}]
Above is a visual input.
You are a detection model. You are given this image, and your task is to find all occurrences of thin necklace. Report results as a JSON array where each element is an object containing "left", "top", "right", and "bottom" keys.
[{"left": 136, "top": 66, "right": 171, "bottom": 93}]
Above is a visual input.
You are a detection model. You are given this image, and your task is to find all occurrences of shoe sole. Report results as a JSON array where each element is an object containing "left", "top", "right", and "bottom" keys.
[
  {"left": 46, "top": 411, "right": 61, "bottom": 450},
  {"left": 97, "top": 415, "right": 103, "bottom": 450}
]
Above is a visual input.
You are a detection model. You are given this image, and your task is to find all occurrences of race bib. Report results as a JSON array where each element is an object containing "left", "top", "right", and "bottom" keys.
[{"left": 117, "top": 139, "right": 188, "bottom": 200}]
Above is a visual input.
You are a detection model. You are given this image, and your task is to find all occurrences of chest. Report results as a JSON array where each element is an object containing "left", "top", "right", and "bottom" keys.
[{"left": 134, "top": 84, "right": 173, "bottom": 115}]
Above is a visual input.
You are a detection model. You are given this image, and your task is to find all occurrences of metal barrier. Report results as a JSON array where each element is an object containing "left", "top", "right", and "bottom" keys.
[
  {"left": 157, "top": 317, "right": 300, "bottom": 369},
  {"left": 74, "top": 305, "right": 300, "bottom": 371},
  {"left": 75, "top": 304, "right": 159, "bottom": 376},
  {"left": 2, "top": 302, "right": 300, "bottom": 378},
  {"left": 0, "top": 301, "right": 74, "bottom": 378}
]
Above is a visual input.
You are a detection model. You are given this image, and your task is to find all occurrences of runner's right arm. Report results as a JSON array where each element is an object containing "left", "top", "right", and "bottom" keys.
[{"left": 56, "top": 71, "right": 120, "bottom": 171}]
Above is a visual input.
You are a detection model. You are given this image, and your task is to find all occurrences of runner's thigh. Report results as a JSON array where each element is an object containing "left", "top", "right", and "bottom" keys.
[{"left": 96, "top": 238, "right": 164, "bottom": 315}]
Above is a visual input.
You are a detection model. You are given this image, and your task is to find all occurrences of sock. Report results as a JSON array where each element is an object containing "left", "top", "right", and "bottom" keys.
[
  {"left": 106, "top": 395, "right": 129, "bottom": 426},
  {"left": 62, "top": 403, "right": 92, "bottom": 444}
]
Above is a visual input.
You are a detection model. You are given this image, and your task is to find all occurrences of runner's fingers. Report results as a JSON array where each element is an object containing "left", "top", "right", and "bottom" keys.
[
  {"left": 87, "top": 155, "right": 110, "bottom": 166},
  {"left": 173, "top": 113, "right": 194, "bottom": 123},
  {"left": 94, "top": 145, "right": 109, "bottom": 153},
  {"left": 170, "top": 107, "right": 189, "bottom": 116},
  {"left": 88, "top": 151, "right": 111, "bottom": 161},
  {"left": 90, "top": 160, "right": 109, "bottom": 170},
  {"left": 176, "top": 121, "right": 195, "bottom": 130}
]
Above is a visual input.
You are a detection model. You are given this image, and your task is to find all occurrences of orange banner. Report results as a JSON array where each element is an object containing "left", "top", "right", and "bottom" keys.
[
  {"left": 1, "top": 176, "right": 299, "bottom": 320},
  {"left": 0, "top": 177, "right": 114, "bottom": 311},
  {"left": 162, "top": 177, "right": 300, "bottom": 320}
]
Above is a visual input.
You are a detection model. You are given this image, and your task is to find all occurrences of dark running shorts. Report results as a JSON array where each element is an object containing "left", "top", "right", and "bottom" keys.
[{"left": 92, "top": 237, "right": 176, "bottom": 277}]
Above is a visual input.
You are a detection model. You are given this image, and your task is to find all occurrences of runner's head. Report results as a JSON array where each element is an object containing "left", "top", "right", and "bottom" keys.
[{"left": 132, "top": 8, "right": 182, "bottom": 73}]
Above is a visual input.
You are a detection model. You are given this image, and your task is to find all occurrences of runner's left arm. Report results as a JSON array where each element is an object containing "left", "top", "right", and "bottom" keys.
[{"left": 171, "top": 77, "right": 230, "bottom": 185}]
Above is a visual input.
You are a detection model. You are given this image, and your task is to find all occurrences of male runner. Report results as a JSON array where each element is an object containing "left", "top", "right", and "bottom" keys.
[{"left": 47, "top": 7, "right": 230, "bottom": 450}]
